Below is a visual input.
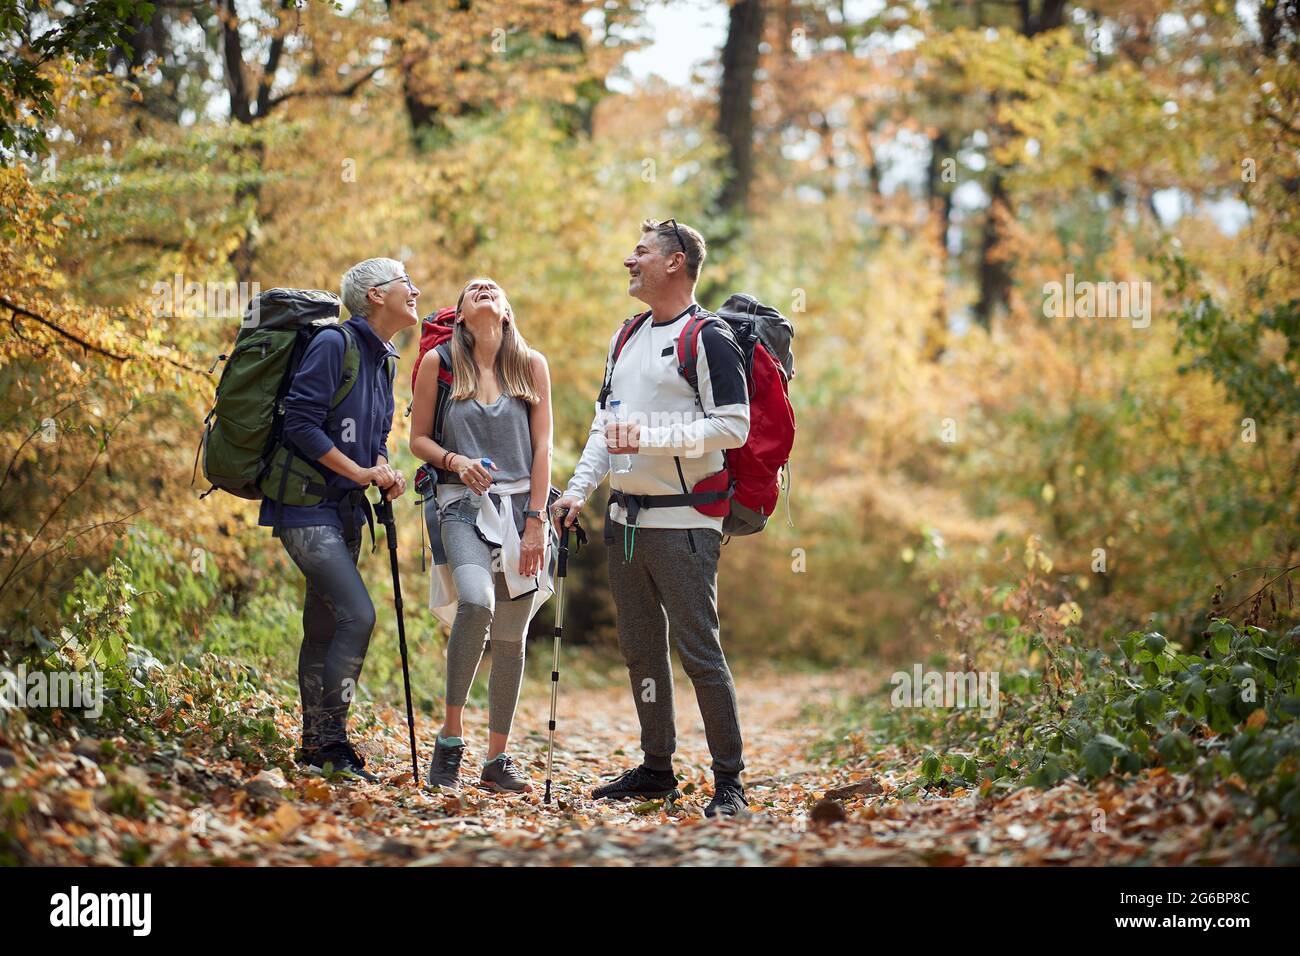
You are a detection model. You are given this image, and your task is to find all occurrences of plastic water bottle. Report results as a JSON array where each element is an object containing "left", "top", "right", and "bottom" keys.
[
  {"left": 608, "top": 401, "right": 633, "bottom": 475},
  {"left": 467, "top": 457, "right": 495, "bottom": 513}
]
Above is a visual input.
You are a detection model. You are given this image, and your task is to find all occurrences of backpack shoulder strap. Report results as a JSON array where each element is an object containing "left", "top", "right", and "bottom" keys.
[
  {"left": 597, "top": 311, "right": 651, "bottom": 409},
  {"left": 433, "top": 341, "right": 453, "bottom": 381},
  {"left": 432, "top": 340, "right": 454, "bottom": 445},
  {"left": 326, "top": 324, "right": 361, "bottom": 409},
  {"left": 380, "top": 339, "right": 398, "bottom": 390},
  {"left": 675, "top": 307, "right": 720, "bottom": 396}
]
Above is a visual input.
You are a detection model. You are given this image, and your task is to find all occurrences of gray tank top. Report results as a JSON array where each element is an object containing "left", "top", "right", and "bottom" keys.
[{"left": 440, "top": 394, "right": 533, "bottom": 485}]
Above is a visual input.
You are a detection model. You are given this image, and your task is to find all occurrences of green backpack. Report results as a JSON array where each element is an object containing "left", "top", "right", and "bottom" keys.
[{"left": 196, "top": 288, "right": 363, "bottom": 509}]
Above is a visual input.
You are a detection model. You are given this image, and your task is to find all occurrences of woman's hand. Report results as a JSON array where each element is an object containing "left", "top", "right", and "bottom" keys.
[
  {"left": 382, "top": 472, "right": 407, "bottom": 501},
  {"left": 519, "top": 517, "right": 545, "bottom": 577},
  {"left": 357, "top": 462, "right": 398, "bottom": 488},
  {"left": 454, "top": 455, "right": 496, "bottom": 494}
]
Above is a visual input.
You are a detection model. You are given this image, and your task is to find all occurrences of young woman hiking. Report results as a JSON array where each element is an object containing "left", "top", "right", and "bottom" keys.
[{"left": 410, "top": 277, "right": 553, "bottom": 793}]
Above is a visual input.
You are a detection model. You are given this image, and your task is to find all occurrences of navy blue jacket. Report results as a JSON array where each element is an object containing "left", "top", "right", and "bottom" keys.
[{"left": 258, "top": 315, "right": 397, "bottom": 533}]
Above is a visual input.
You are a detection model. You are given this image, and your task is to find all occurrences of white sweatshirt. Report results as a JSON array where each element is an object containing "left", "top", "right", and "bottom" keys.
[{"left": 565, "top": 304, "right": 751, "bottom": 531}]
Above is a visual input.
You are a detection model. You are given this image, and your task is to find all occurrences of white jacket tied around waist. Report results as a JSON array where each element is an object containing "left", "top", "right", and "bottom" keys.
[{"left": 427, "top": 476, "right": 553, "bottom": 629}]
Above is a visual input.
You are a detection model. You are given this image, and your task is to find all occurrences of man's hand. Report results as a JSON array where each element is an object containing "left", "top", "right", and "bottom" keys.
[
  {"left": 604, "top": 420, "right": 641, "bottom": 455},
  {"left": 552, "top": 493, "right": 583, "bottom": 529}
]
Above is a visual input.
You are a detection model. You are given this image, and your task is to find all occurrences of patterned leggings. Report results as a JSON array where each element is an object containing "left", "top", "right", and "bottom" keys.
[
  {"left": 439, "top": 501, "right": 532, "bottom": 736},
  {"left": 279, "top": 524, "right": 375, "bottom": 747}
]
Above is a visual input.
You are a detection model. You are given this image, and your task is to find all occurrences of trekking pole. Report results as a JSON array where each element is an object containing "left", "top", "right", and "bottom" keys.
[
  {"left": 544, "top": 518, "right": 583, "bottom": 805},
  {"left": 373, "top": 487, "right": 420, "bottom": 785}
]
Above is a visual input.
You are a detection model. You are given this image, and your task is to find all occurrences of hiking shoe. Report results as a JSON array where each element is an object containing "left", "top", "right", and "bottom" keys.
[
  {"left": 480, "top": 754, "right": 532, "bottom": 793},
  {"left": 425, "top": 736, "right": 465, "bottom": 791},
  {"left": 592, "top": 765, "right": 681, "bottom": 801},
  {"left": 309, "top": 741, "right": 378, "bottom": 783},
  {"left": 704, "top": 782, "right": 748, "bottom": 818}
]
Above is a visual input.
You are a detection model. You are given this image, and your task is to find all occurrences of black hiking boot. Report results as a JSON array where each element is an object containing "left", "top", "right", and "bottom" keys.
[
  {"left": 592, "top": 765, "right": 681, "bottom": 801},
  {"left": 704, "top": 780, "right": 748, "bottom": 818},
  {"left": 294, "top": 721, "right": 323, "bottom": 768},
  {"left": 306, "top": 740, "right": 378, "bottom": 783}
]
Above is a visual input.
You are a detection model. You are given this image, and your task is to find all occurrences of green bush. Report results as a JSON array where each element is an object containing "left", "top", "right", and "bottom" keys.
[
  {"left": 873, "top": 615, "right": 1300, "bottom": 836},
  {"left": 2, "top": 550, "right": 297, "bottom": 775}
]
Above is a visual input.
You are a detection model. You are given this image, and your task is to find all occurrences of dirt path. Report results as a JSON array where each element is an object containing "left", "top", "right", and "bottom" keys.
[{"left": 5, "top": 667, "right": 1288, "bottom": 865}]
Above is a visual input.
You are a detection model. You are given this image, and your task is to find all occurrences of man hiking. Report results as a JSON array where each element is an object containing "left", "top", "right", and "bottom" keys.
[
  {"left": 553, "top": 218, "right": 751, "bottom": 817},
  {"left": 262, "top": 257, "right": 415, "bottom": 781}
]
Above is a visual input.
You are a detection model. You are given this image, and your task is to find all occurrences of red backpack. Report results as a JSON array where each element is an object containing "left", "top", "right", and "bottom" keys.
[
  {"left": 410, "top": 306, "right": 457, "bottom": 397},
  {"left": 599, "top": 294, "right": 795, "bottom": 536},
  {"left": 408, "top": 307, "right": 457, "bottom": 498}
]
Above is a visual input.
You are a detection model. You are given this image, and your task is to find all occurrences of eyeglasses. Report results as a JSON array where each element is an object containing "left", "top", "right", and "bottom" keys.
[
  {"left": 373, "top": 274, "right": 415, "bottom": 293},
  {"left": 662, "top": 218, "right": 687, "bottom": 254}
]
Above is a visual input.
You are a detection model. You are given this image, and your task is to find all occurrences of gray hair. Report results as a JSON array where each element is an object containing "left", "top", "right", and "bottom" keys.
[{"left": 340, "top": 257, "right": 405, "bottom": 317}]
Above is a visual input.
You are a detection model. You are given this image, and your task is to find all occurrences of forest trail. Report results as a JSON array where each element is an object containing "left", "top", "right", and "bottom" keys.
[{"left": 7, "top": 666, "right": 1283, "bottom": 866}]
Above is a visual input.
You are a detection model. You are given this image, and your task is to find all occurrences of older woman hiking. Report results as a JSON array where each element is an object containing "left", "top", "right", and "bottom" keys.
[
  {"left": 410, "top": 277, "right": 553, "bottom": 793},
  {"left": 265, "top": 257, "right": 416, "bottom": 782}
]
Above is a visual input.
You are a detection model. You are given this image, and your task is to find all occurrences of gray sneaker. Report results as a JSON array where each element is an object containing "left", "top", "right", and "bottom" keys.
[
  {"left": 480, "top": 754, "right": 532, "bottom": 793},
  {"left": 425, "top": 736, "right": 465, "bottom": 791}
]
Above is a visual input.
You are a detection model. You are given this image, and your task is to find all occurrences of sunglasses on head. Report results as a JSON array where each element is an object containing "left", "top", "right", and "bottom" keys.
[{"left": 661, "top": 217, "right": 686, "bottom": 254}]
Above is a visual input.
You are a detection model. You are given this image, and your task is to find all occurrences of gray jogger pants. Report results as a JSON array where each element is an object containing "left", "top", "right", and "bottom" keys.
[
  {"left": 439, "top": 501, "right": 532, "bottom": 737},
  {"left": 606, "top": 525, "right": 744, "bottom": 777},
  {"left": 279, "top": 524, "right": 375, "bottom": 747}
]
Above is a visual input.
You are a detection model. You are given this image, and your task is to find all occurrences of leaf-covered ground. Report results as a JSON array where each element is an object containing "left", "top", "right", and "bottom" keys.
[{"left": 3, "top": 666, "right": 1295, "bottom": 866}]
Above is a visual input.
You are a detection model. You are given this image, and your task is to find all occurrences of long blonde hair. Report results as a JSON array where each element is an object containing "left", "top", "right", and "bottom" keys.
[{"left": 449, "top": 278, "right": 540, "bottom": 404}]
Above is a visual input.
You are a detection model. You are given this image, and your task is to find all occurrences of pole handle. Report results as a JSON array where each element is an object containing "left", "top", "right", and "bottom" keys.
[
  {"left": 557, "top": 522, "right": 571, "bottom": 577},
  {"left": 371, "top": 483, "right": 400, "bottom": 554}
]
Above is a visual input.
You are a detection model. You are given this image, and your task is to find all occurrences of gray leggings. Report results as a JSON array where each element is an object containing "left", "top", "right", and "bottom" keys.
[
  {"left": 440, "top": 507, "right": 532, "bottom": 736},
  {"left": 279, "top": 525, "right": 376, "bottom": 747}
]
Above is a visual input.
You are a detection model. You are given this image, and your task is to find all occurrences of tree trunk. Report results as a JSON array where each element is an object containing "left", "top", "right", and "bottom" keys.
[
  {"left": 973, "top": 2, "right": 1067, "bottom": 328},
  {"left": 973, "top": 173, "right": 1010, "bottom": 329},
  {"left": 219, "top": 0, "right": 262, "bottom": 281},
  {"left": 1018, "top": 0, "right": 1067, "bottom": 36},
  {"left": 716, "top": 0, "right": 766, "bottom": 216},
  {"left": 925, "top": 128, "right": 953, "bottom": 354}
]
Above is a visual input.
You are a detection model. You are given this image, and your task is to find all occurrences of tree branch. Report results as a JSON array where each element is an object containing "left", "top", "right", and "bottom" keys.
[
  {"left": 265, "top": 61, "right": 388, "bottom": 111},
  {"left": 219, "top": 0, "right": 253, "bottom": 124},
  {"left": 0, "top": 297, "right": 207, "bottom": 376},
  {"left": 0, "top": 405, "right": 137, "bottom": 602},
  {"left": 0, "top": 399, "right": 87, "bottom": 499},
  {"left": 256, "top": 0, "right": 295, "bottom": 118},
  {"left": 0, "top": 297, "right": 130, "bottom": 363}
]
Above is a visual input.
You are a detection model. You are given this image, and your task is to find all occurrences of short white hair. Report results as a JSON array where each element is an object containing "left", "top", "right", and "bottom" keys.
[{"left": 340, "top": 257, "right": 404, "bottom": 317}]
